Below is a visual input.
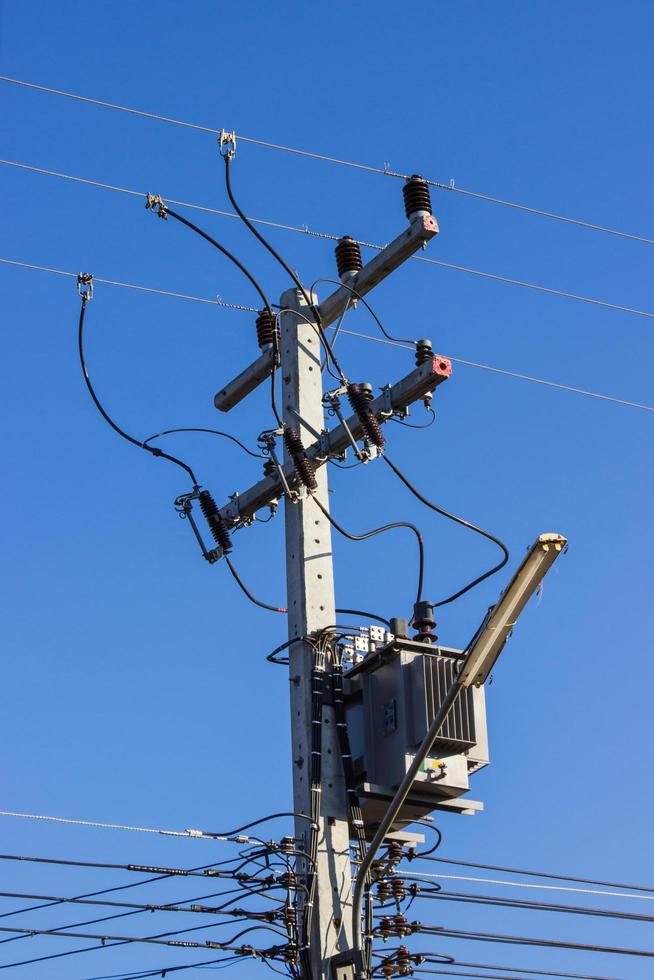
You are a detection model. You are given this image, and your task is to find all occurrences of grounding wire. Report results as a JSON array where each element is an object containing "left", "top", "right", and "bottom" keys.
[
  {"left": 382, "top": 454, "right": 509, "bottom": 606},
  {"left": 1, "top": 78, "right": 651, "bottom": 246},
  {"left": 3, "top": 256, "right": 652, "bottom": 414}
]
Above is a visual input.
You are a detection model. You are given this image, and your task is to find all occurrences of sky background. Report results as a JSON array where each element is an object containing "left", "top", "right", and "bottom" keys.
[{"left": 1, "top": 1, "right": 653, "bottom": 978}]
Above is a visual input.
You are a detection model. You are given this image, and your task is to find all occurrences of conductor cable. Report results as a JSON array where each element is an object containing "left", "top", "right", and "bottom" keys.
[
  {"left": 310, "top": 494, "right": 424, "bottom": 605},
  {"left": 77, "top": 293, "right": 197, "bottom": 485},
  {"left": 382, "top": 454, "right": 509, "bottom": 605}
]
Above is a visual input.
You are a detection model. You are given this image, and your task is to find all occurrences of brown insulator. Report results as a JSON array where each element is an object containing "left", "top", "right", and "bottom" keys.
[
  {"left": 255, "top": 309, "right": 279, "bottom": 351},
  {"left": 279, "top": 835, "right": 295, "bottom": 853},
  {"left": 371, "top": 858, "right": 386, "bottom": 879},
  {"left": 279, "top": 871, "right": 297, "bottom": 889},
  {"left": 394, "top": 913, "right": 412, "bottom": 937},
  {"left": 386, "top": 840, "right": 404, "bottom": 866},
  {"left": 396, "top": 946, "right": 413, "bottom": 976},
  {"left": 198, "top": 490, "right": 232, "bottom": 554},
  {"left": 403, "top": 175, "right": 432, "bottom": 220},
  {"left": 415, "top": 338, "right": 433, "bottom": 367},
  {"left": 347, "top": 382, "right": 385, "bottom": 448},
  {"left": 391, "top": 878, "right": 406, "bottom": 904},
  {"left": 283, "top": 427, "right": 318, "bottom": 491},
  {"left": 378, "top": 916, "right": 394, "bottom": 940},
  {"left": 381, "top": 961, "right": 396, "bottom": 979},
  {"left": 376, "top": 880, "right": 392, "bottom": 904},
  {"left": 412, "top": 600, "right": 437, "bottom": 644},
  {"left": 335, "top": 235, "right": 363, "bottom": 280}
]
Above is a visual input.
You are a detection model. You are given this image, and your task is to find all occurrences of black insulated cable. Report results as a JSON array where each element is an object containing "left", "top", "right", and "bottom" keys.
[
  {"left": 224, "top": 557, "right": 287, "bottom": 614},
  {"left": 78, "top": 296, "right": 198, "bottom": 485},
  {"left": 151, "top": 201, "right": 283, "bottom": 428},
  {"left": 144, "top": 428, "right": 265, "bottom": 459},
  {"left": 310, "top": 494, "right": 424, "bottom": 605},
  {"left": 223, "top": 153, "right": 348, "bottom": 384},
  {"left": 382, "top": 454, "right": 509, "bottom": 606}
]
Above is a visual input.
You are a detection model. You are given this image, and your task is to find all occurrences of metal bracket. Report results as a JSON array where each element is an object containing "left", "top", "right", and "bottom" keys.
[
  {"left": 258, "top": 430, "right": 298, "bottom": 503},
  {"left": 145, "top": 192, "right": 168, "bottom": 219},
  {"left": 77, "top": 272, "right": 93, "bottom": 300},
  {"left": 219, "top": 129, "right": 237, "bottom": 158}
]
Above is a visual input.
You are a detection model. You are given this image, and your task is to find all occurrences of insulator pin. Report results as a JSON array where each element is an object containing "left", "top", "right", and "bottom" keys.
[
  {"left": 413, "top": 600, "right": 437, "bottom": 643},
  {"left": 335, "top": 235, "right": 363, "bottom": 281},
  {"left": 415, "top": 338, "right": 433, "bottom": 367},
  {"left": 198, "top": 491, "right": 233, "bottom": 554},
  {"left": 283, "top": 427, "right": 318, "bottom": 491},
  {"left": 403, "top": 175, "right": 432, "bottom": 221}
]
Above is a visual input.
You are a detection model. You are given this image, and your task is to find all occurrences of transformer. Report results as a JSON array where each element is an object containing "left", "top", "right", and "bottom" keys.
[{"left": 344, "top": 636, "right": 489, "bottom": 834}]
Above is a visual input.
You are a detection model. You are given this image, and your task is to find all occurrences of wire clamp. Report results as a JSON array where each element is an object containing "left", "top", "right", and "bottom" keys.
[
  {"left": 77, "top": 272, "right": 93, "bottom": 300},
  {"left": 145, "top": 192, "right": 168, "bottom": 219},
  {"left": 218, "top": 129, "right": 237, "bottom": 158}
]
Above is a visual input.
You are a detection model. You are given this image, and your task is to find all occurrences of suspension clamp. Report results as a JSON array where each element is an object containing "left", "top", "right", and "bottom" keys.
[
  {"left": 219, "top": 129, "right": 237, "bottom": 158},
  {"left": 145, "top": 192, "right": 168, "bottom": 219},
  {"left": 77, "top": 272, "right": 93, "bottom": 300}
]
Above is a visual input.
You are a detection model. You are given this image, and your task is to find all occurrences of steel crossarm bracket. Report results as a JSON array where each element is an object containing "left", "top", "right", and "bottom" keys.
[
  {"left": 217, "top": 353, "right": 451, "bottom": 526},
  {"left": 212, "top": 214, "right": 438, "bottom": 413}
]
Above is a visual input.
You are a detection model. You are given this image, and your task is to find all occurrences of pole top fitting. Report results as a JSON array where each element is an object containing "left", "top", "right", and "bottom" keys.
[
  {"left": 145, "top": 192, "right": 168, "bottom": 218},
  {"left": 219, "top": 129, "right": 237, "bottom": 159},
  {"left": 77, "top": 272, "right": 93, "bottom": 300}
]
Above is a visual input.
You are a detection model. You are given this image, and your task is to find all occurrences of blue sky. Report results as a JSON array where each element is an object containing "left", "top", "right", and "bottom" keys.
[{"left": 1, "top": 1, "right": 653, "bottom": 978}]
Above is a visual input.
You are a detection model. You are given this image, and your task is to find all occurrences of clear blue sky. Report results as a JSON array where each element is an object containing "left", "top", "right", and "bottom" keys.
[{"left": 1, "top": 2, "right": 653, "bottom": 978}]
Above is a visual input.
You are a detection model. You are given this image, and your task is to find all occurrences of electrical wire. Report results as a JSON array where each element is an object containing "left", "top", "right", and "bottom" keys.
[
  {"left": 78, "top": 295, "right": 198, "bottom": 484},
  {"left": 144, "top": 428, "right": 264, "bottom": 459},
  {"left": 399, "top": 869, "right": 654, "bottom": 903},
  {"left": 3, "top": 257, "right": 652, "bottom": 415},
  {"left": 2, "top": 78, "right": 651, "bottom": 246},
  {"left": 310, "top": 493, "right": 424, "bottom": 605},
  {"left": 0, "top": 811, "right": 231, "bottom": 841},
  {"left": 3, "top": 157, "right": 654, "bottom": 319},
  {"left": 417, "top": 855, "right": 654, "bottom": 895},
  {"left": 413, "top": 967, "right": 623, "bottom": 980},
  {"left": 413, "top": 924, "right": 654, "bottom": 959},
  {"left": 416, "top": 888, "right": 654, "bottom": 923},
  {"left": 388, "top": 408, "right": 437, "bottom": 429},
  {"left": 382, "top": 454, "right": 509, "bottom": 606},
  {"left": 224, "top": 557, "right": 287, "bottom": 613},
  {"left": 310, "top": 277, "right": 415, "bottom": 346},
  {"left": 223, "top": 153, "right": 347, "bottom": 384},
  {"left": 155, "top": 201, "right": 284, "bottom": 429}
]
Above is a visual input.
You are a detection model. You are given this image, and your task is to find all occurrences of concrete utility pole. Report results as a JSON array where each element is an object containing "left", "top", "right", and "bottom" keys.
[
  {"left": 212, "top": 201, "right": 448, "bottom": 979},
  {"left": 281, "top": 287, "right": 354, "bottom": 973}
]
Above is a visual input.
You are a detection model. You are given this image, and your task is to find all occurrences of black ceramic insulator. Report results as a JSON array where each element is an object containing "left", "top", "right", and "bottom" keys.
[
  {"left": 403, "top": 174, "right": 432, "bottom": 220},
  {"left": 263, "top": 458, "right": 276, "bottom": 478},
  {"left": 255, "top": 309, "right": 279, "bottom": 351},
  {"left": 415, "top": 338, "right": 433, "bottom": 367},
  {"left": 198, "top": 490, "right": 232, "bottom": 554},
  {"left": 283, "top": 426, "right": 318, "bottom": 491},
  {"left": 335, "top": 235, "right": 363, "bottom": 280},
  {"left": 347, "top": 382, "right": 385, "bottom": 448}
]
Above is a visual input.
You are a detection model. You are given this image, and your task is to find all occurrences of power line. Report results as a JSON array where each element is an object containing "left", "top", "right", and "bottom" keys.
[
  {"left": 415, "top": 924, "right": 654, "bottom": 959},
  {"left": 415, "top": 888, "right": 654, "bottom": 924},
  {"left": 1, "top": 76, "right": 651, "bottom": 246},
  {"left": 414, "top": 967, "right": 622, "bottom": 980},
  {"left": 400, "top": 870, "right": 654, "bottom": 903},
  {"left": 0, "top": 851, "right": 253, "bottom": 881},
  {"left": 2, "top": 156, "right": 653, "bottom": 320},
  {"left": 1, "top": 255, "right": 652, "bottom": 415},
  {"left": 418, "top": 855, "right": 654, "bottom": 895},
  {"left": 0, "top": 809, "right": 229, "bottom": 841}
]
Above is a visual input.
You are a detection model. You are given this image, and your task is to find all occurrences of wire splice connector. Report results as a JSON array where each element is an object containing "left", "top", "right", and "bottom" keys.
[
  {"left": 403, "top": 175, "right": 432, "bottom": 221},
  {"left": 283, "top": 427, "right": 318, "bottom": 491},
  {"left": 198, "top": 490, "right": 233, "bottom": 554},
  {"left": 347, "top": 382, "right": 386, "bottom": 448},
  {"left": 77, "top": 272, "right": 93, "bottom": 301},
  {"left": 335, "top": 236, "right": 363, "bottom": 282},
  {"left": 145, "top": 192, "right": 168, "bottom": 218}
]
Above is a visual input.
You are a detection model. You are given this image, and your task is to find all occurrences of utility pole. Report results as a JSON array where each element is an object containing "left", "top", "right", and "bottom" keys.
[
  {"left": 210, "top": 188, "right": 448, "bottom": 978},
  {"left": 281, "top": 287, "right": 353, "bottom": 974}
]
